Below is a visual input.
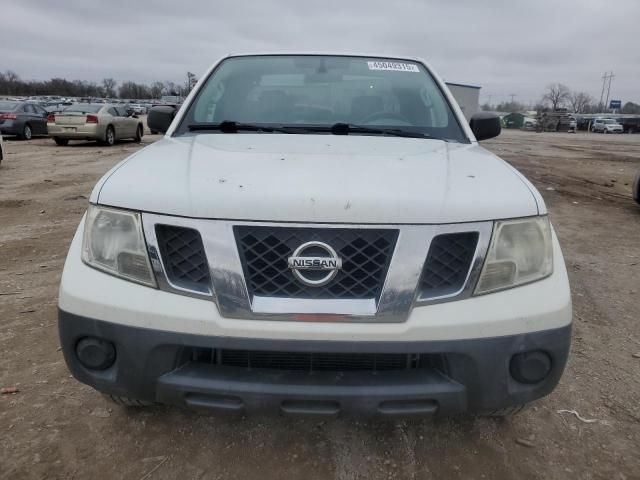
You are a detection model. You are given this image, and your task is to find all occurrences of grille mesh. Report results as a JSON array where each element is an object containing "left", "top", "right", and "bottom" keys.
[
  {"left": 155, "top": 225, "right": 210, "bottom": 293},
  {"left": 235, "top": 227, "right": 398, "bottom": 300},
  {"left": 420, "top": 232, "right": 479, "bottom": 299}
]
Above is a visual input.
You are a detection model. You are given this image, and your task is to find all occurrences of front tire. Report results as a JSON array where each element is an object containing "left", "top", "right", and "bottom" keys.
[
  {"left": 103, "top": 126, "right": 115, "bottom": 146},
  {"left": 20, "top": 124, "right": 32, "bottom": 140},
  {"left": 134, "top": 125, "right": 143, "bottom": 143},
  {"left": 54, "top": 137, "right": 69, "bottom": 146}
]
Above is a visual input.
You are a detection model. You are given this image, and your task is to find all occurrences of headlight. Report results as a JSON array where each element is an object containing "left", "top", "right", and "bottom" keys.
[
  {"left": 82, "top": 205, "right": 156, "bottom": 287},
  {"left": 475, "top": 216, "right": 553, "bottom": 294}
]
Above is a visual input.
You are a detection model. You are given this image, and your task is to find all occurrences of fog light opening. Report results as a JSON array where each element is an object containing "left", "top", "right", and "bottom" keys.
[
  {"left": 75, "top": 337, "right": 116, "bottom": 370},
  {"left": 510, "top": 350, "right": 552, "bottom": 384}
]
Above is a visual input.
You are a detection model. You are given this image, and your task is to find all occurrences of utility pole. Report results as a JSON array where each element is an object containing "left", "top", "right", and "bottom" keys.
[
  {"left": 604, "top": 72, "right": 615, "bottom": 112},
  {"left": 509, "top": 93, "right": 517, "bottom": 103},
  {"left": 599, "top": 71, "right": 614, "bottom": 112},
  {"left": 599, "top": 72, "right": 606, "bottom": 110}
]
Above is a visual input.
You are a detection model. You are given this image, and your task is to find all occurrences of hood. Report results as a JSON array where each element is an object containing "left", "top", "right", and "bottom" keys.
[{"left": 95, "top": 134, "right": 540, "bottom": 224}]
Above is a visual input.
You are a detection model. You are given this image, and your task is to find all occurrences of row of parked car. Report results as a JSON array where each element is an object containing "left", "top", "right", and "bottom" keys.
[{"left": 0, "top": 100, "right": 146, "bottom": 146}]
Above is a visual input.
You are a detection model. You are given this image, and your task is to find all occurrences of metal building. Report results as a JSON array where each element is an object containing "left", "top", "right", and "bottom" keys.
[{"left": 445, "top": 82, "right": 481, "bottom": 120}]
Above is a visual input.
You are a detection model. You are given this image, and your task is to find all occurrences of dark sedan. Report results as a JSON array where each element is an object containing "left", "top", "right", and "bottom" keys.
[{"left": 0, "top": 101, "right": 49, "bottom": 140}]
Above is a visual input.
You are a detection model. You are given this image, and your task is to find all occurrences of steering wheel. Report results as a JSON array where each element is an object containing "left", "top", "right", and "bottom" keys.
[{"left": 360, "top": 111, "right": 411, "bottom": 125}]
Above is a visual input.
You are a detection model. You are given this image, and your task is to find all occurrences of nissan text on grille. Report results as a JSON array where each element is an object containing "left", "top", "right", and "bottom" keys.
[{"left": 58, "top": 54, "right": 572, "bottom": 417}]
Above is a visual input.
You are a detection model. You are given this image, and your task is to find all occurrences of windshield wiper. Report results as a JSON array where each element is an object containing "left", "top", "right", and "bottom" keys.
[
  {"left": 328, "top": 123, "right": 432, "bottom": 138},
  {"left": 188, "top": 121, "right": 434, "bottom": 138},
  {"left": 188, "top": 121, "right": 293, "bottom": 134}
]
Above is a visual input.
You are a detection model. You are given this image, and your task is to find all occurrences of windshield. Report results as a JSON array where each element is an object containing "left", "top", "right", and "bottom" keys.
[
  {"left": 0, "top": 101, "right": 19, "bottom": 111},
  {"left": 63, "top": 104, "right": 102, "bottom": 113},
  {"left": 603, "top": 119, "right": 617, "bottom": 124},
  {"left": 177, "top": 55, "right": 468, "bottom": 142}
]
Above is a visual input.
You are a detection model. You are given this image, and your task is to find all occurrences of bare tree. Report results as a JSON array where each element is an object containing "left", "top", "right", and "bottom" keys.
[
  {"left": 621, "top": 102, "right": 640, "bottom": 114},
  {"left": 542, "top": 83, "right": 570, "bottom": 110},
  {"left": 2, "top": 70, "right": 21, "bottom": 94},
  {"left": 163, "top": 81, "right": 179, "bottom": 96},
  {"left": 150, "top": 81, "right": 164, "bottom": 99},
  {"left": 102, "top": 78, "right": 117, "bottom": 98},
  {"left": 495, "top": 100, "right": 526, "bottom": 113},
  {"left": 118, "top": 81, "right": 151, "bottom": 99},
  {"left": 569, "top": 91, "right": 594, "bottom": 114},
  {"left": 0, "top": 70, "right": 181, "bottom": 98}
]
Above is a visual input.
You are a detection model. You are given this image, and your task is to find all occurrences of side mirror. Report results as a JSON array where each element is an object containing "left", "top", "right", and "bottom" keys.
[
  {"left": 147, "top": 106, "right": 176, "bottom": 134},
  {"left": 469, "top": 112, "right": 501, "bottom": 141}
]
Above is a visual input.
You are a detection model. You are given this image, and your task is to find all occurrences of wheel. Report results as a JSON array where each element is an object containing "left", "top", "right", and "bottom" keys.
[
  {"left": 20, "top": 124, "right": 32, "bottom": 140},
  {"left": 103, "top": 394, "right": 153, "bottom": 407},
  {"left": 134, "top": 125, "right": 143, "bottom": 143},
  {"left": 54, "top": 137, "right": 69, "bottom": 146},
  {"left": 483, "top": 404, "right": 528, "bottom": 417},
  {"left": 103, "top": 126, "right": 115, "bottom": 146}
]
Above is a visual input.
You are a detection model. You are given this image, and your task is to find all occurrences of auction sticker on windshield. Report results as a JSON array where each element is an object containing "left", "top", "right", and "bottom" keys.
[{"left": 367, "top": 61, "right": 419, "bottom": 72}]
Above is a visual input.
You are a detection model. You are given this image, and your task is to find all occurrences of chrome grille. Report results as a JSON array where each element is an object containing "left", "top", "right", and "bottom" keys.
[
  {"left": 234, "top": 226, "right": 398, "bottom": 300},
  {"left": 142, "top": 212, "right": 493, "bottom": 321},
  {"left": 420, "top": 232, "right": 479, "bottom": 298},
  {"left": 155, "top": 225, "right": 210, "bottom": 293}
]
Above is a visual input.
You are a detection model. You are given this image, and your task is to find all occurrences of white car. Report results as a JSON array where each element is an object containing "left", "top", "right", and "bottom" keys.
[
  {"left": 129, "top": 104, "right": 147, "bottom": 115},
  {"left": 592, "top": 118, "right": 623, "bottom": 134},
  {"left": 47, "top": 104, "right": 144, "bottom": 146},
  {"left": 58, "top": 54, "right": 572, "bottom": 417}
]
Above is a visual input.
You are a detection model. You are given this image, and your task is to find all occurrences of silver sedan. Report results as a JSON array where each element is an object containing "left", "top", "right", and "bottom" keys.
[{"left": 47, "top": 104, "right": 144, "bottom": 146}]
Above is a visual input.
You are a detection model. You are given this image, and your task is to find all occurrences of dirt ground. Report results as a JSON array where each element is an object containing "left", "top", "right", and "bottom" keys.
[{"left": 1, "top": 127, "right": 639, "bottom": 480}]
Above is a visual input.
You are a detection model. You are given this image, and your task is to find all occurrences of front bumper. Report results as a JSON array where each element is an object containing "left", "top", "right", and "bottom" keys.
[
  {"left": 59, "top": 215, "right": 572, "bottom": 416},
  {"left": 59, "top": 310, "right": 571, "bottom": 417}
]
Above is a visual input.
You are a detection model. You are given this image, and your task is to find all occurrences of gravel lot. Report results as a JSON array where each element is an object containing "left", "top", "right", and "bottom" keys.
[{"left": 1, "top": 128, "right": 639, "bottom": 479}]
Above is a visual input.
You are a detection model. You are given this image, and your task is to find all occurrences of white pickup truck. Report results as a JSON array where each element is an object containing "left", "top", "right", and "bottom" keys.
[{"left": 58, "top": 54, "right": 572, "bottom": 417}]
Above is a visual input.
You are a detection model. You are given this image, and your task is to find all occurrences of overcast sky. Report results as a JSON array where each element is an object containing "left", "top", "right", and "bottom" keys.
[{"left": 2, "top": 0, "right": 639, "bottom": 104}]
